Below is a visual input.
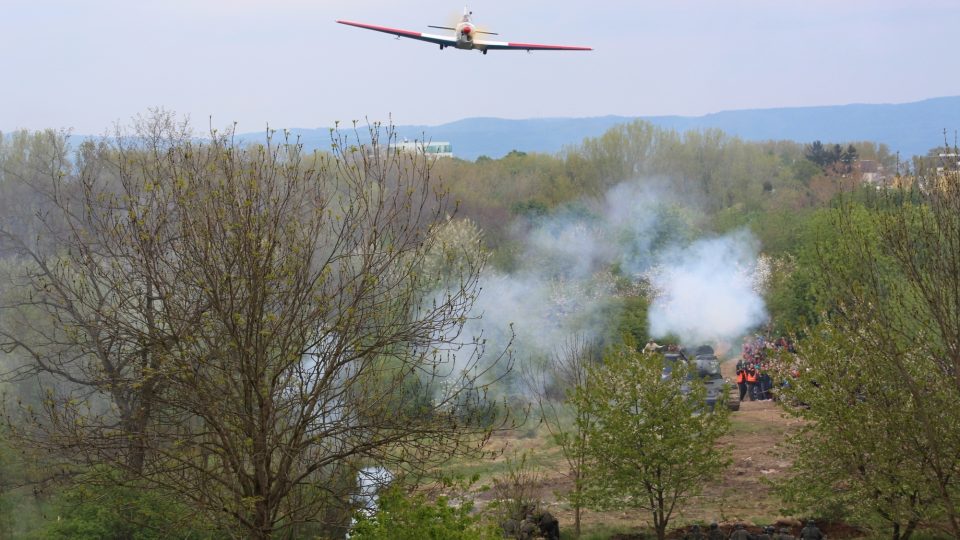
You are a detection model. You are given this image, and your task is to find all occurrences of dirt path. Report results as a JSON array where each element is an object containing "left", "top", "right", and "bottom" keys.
[
  {"left": 686, "top": 398, "right": 800, "bottom": 524},
  {"left": 680, "top": 357, "right": 803, "bottom": 523}
]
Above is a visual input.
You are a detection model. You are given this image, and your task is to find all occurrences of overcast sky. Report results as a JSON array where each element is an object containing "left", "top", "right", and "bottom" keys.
[{"left": 2, "top": 0, "right": 958, "bottom": 134}]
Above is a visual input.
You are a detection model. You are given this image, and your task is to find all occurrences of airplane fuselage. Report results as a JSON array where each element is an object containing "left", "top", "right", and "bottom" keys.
[
  {"left": 439, "top": 21, "right": 488, "bottom": 52},
  {"left": 454, "top": 21, "right": 478, "bottom": 50}
]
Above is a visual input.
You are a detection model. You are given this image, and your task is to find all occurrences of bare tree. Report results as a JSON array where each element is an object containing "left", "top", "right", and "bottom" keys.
[
  {"left": 0, "top": 115, "right": 198, "bottom": 479},
  {"left": 0, "top": 113, "right": 511, "bottom": 539},
  {"left": 523, "top": 335, "right": 599, "bottom": 538}
]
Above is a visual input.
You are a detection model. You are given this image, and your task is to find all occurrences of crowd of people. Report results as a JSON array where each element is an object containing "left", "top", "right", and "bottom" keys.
[
  {"left": 736, "top": 335, "right": 794, "bottom": 402},
  {"left": 642, "top": 334, "right": 801, "bottom": 404}
]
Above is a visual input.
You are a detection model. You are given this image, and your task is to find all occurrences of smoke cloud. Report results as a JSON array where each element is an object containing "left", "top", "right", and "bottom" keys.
[
  {"left": 441, "top": 179, "right": 768, "bottom": 382},
  {"left": 646, "top": 230, "right": 768, "bottom": 345}
]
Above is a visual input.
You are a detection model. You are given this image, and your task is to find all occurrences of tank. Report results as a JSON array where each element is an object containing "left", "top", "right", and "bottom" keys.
[
  {"left": 661, "top": 345, "right": 740, "bottom": 412},
  {"left": 694, "top": 346, "right": 740, "bottom": 412}
]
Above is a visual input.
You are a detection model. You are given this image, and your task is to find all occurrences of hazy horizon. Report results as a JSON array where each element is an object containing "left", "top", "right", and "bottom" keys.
[{"left": 4, "top": 0, "right": 959, "bottom": 134}]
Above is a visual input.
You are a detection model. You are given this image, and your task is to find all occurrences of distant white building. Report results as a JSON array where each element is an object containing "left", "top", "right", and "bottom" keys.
[
  {"left": 390, "top": 139, "right": 453, "bottom": 159},
  {"left": 937, "top": 153, "right": 960, "bottom": 175},
  {"left": 856, "top": 159, "right": 886, "bottom": 185}
]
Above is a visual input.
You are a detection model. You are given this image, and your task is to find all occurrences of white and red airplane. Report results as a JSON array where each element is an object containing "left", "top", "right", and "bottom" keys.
[{"left": 336, "top": 9, "right": 592, "bottom": 54}]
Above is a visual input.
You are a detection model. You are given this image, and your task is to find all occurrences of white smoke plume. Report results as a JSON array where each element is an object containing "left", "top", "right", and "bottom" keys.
[
  {"left": 646, "top": 230, "right": 768, "bottom": 345},
  {"left": 438, "top": 180, "right": 768, "bottom": 384},
  {"left": 469, "top": 270, "right": 616, "bottom": 358}
]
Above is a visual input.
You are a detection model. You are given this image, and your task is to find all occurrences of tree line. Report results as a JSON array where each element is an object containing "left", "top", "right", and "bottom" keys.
[{"left": 1, "top": 111, "right": 955, "bottom": 539}]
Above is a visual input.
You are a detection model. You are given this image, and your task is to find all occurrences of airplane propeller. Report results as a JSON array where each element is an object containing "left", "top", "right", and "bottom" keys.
[{"left": 427, "top": 25, "right": 498, "bottom": 36}]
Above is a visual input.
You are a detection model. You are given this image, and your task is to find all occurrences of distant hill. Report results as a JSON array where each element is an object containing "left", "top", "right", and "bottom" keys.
[{"left": 249, "top": 96, "right": 960, "bottom": 161}]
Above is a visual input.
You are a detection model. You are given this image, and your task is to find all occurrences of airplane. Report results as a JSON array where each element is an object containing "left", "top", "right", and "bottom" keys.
[{"left": 336, "top": 9, "right": 592, "bottom": 54}]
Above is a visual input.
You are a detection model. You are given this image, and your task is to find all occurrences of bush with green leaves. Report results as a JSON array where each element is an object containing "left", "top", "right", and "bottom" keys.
[
  {"left": 349, "top": 484, "right": 500, "bottom": 540},
  {"left": 29, "top": 475, "right": 221, "bottom": 540}
]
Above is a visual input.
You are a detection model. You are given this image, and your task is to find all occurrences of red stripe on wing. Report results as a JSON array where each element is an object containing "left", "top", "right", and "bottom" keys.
[
  {"left": 506, "top": 42, "right": 593, "bottom": 51},
  {"left": 337, "top": 20, "right": 423, "bottom": 39}
]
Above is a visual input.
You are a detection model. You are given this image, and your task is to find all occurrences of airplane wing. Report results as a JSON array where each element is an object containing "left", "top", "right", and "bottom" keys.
[
  {"left": 336, "top": 20, "right": 457, "bottom": 47},
  {"left": 476, "top": 38, "right": 592, "bottom": 51}
]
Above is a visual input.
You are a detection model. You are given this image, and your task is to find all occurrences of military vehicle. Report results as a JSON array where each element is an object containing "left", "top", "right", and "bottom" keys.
[{"left": 661, "top": 345, "right": 740, "bottom": 412}]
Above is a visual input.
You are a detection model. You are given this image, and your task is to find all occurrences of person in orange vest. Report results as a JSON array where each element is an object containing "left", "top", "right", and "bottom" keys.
[
  {"left": 745, "top": 364, "right": 759, "bottom": 401},
  {"left": 735, "top": 361, "right": 748, "bottom": 401}
]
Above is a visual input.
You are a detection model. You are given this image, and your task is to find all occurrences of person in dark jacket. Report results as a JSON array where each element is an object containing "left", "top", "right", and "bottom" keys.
[
  {"left": 536, "top": 510, "right": 560, "bottom": 540},
  {"left": 799, "top": 521, "right": 824, "bottom": 540},
  {"left": 684, "top": 524, "right": 705, "bottom": 540},
  {"left": 736, "top": 362, "right": 748, "bottom": 401},
  {"left": 708, "top": 522, "right": 725, "bottom": 540},
  {"left": 758, "top": 364, "right": 772, "bottom": 400},
  {"left": 729, "top": 523, "right": 753, "bottom": 540}
]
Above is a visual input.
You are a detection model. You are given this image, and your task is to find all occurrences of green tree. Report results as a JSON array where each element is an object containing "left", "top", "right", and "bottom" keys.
[
  {"left": 781, "top": 156, "right": 960, "bottom": 537},
  {"left": 791, "top": 158, "right": 821, "bottom": 186},
  {"left": 765, "top": 203, "right": 880, "bottom": 332},
  {"left": 841, "top": 144, "right": 858, "bottom": 169},
  {"left": 574, "top": 347, "right": 730, "bottom": 540},
  {"left": 805, "top": 140, "right": 828, "bottom": 167},
  {"left": 831, "top": 143, "right": 843, "bottom": 166},
  {"left": 775, "top": 320, "right": 937, "bottom": 540}
]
